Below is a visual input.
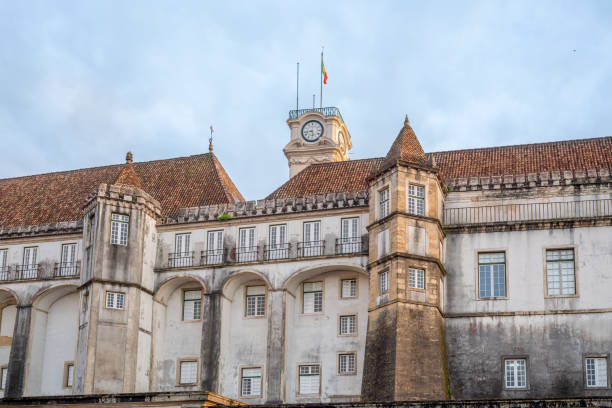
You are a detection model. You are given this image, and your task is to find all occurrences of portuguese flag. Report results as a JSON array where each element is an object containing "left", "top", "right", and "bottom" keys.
[{"left": 322, "top": 60, "right": 328, "bottom": 84}]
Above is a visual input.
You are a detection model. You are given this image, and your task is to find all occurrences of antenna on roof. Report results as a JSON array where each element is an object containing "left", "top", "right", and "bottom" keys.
[{"left": 209, "top": 126, "right": 214, "bottom": 152}]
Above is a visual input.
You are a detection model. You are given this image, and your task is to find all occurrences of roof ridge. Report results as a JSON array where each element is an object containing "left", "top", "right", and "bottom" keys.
[{"left": 209, "top": 153, "right": 245, "bottom": 203}]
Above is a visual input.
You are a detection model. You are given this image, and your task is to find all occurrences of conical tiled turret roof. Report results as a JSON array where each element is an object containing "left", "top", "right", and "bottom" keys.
[
  {"left": 380, "top": 115, "right": 429, "bottom": 171},
  {"left": 113, "top": 152, "right": 143, "bottom": 188}
]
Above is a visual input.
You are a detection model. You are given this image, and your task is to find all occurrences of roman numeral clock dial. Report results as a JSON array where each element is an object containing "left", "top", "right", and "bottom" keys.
[{"left": 301, "top": 120, "right": 324, "bottom": 142}]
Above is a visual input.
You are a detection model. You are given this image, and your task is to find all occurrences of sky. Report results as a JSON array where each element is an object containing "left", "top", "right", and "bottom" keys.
[{"left": 1, "top": 1, "right": 611, "bottom": 199}]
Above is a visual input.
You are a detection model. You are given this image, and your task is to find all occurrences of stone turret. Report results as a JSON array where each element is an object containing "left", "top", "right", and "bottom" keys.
[{"left": 362, "top": 117, "right": 448, "bottom": 401}]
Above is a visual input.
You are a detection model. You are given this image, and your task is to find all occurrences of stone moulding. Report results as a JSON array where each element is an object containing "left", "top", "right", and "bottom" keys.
[
  {"left": 446, "top": 167, "right": 611, "bottom": 191},
  {"left": 164, "top": 190, "right": 370, "bottom": 225},
  {"left": 0, "top": 220, "right": 83, "bottom": 239}
]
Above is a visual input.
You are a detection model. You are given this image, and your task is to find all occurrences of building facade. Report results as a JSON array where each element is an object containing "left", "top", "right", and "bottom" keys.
[{"left": 0, "top": 107, "right": 611, "bottom": 403}]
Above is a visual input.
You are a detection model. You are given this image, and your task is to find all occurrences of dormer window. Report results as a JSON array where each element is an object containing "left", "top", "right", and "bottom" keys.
[
  {"left": 110, "top": 213, "right": 129, "bottom": 246},
  {"left": 379, "top": 188, "right": 390, "bottom": 219}
]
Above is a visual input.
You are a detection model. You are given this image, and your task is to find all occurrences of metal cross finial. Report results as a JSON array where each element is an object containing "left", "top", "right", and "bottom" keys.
[
  {"left": 404, "top": 115, "right": 410, "bottom": 126},
  {"left": 209, "top": 126, "right": 214, "bottom": 152}
]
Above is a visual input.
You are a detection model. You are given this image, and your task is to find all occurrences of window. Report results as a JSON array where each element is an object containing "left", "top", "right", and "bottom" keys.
[
  {"left": 303, "top": 282, "right": 323, "bottom": 313},
  {"left": 586, "top": 357, "right": 608, "bottom": 388},
  {"left": 379, "top": 270, "right": 389, "bottom": 294},
  {"left": 505, "top": 359, "right": 527, "bottom": 389},
  {"left": 183, "top": 290, "right": 201, "bottom": 320},
  {"left": 302, "top": 221, "right": 322, "bottom": 257},
  {"left": 379, "top": 188, "right": 390, "bottom": 219},
  {"left": 59, "top": 243, "right": 78, "bottom": 276},
  {"left": 178, "top": 360, "right": 198, "bottom": 385},
  {"left": 0, "top": 249, "right": 8, "bottom": 280},
  {"left": 546, "top": 249, "right": 576, "bottom": 296},
  {"left": 110, "top": 213, "right": 129, "bottom": 246},
  {"left": 206, "top": 230, "right": 224, "bottom": 264},
  {"left": 339, "top": 315, "right": 357, "bottom": 335},
  {"left": 377, "top": 228, "right": 390, "bottom": 258},
  {"left": 64, "top": 362, "right": 74, "bottom": 388},
  {"left": 106, "top": 291, "right": 125, "bottom": 310},
  {"left": 339, "top": 217, "right": 360, "bottom": 254},
  {"left": 241, "top": 367, "right": 262, "bottom": 397},
  {"left": 409, "top": 268, "right": 425, "bottom": 290},
  {"left": 298, "top": 365, "right": 320, "bottom": 395},
  {"left": 408, "top": 184, "right": 425, "bottom": 216},
  {"left": 478, "top": 252, "right": 506, "bottom": 298},
  {"left": 245, "top": 286, "right": 266, "bottom": 317},
  {"left": 268, "top": 224, "right": 287, "bottom": 260},
  {"left": 341, "top": 278, "right": 357, "bottom": 298},
  {"left": 1, "top": 366, "right": 7, "bottom": 390},
  {"left": 238, "top": 227, "right": 256, "bottom": 262},
  {"left": 338, "top": 353, "right": 356, "bottom": 375},
  {"left": 21, "top": 246, "right": 38, "bottom": 278},
  {"left": 173, "top": 233, "right": 192, "bottom": 268}
]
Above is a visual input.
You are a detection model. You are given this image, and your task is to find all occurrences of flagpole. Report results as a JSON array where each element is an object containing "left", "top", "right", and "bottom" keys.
[
  {"left": 296, "top": 62, "right": 299, "bottom": 111},
  {"left": 320, "top": 47, "right": 323, "bottom": 109}
]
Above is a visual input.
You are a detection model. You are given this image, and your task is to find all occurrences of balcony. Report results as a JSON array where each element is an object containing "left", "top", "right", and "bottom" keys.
[
  {"left": 335, "top": 238, "right": 364, "bottom": 255},
  {"left": 0, "top": 261, "right": 80, "bottom": 282},
  {"left": 288, "top": 106, "right": 343, "bottom": 121},
  {"left": 54, "top": 261, "right": 81, "bottom": 278},
  {"left": 265, "top": 244, "right": 291, "bottom": 261},
  {"left": 168, "top": 251, "right": 194, "bottom": 268},
  {"left": 298, "top": 240, "right": 325, "bottom": 258}
]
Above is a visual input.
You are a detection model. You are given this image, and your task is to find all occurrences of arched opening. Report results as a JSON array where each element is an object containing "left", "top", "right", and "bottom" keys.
[
  {"left": 26, "top": 284, "right": 79, "bottom": 396},
  {"left": 0, "top": 289, "right": 18, "bottom": 397},
  {"left": 152, "top": 276, "right": 206, "bottom": 392},
  {"left": 218, "top": 271, "right": 271, "bottom": 402}
]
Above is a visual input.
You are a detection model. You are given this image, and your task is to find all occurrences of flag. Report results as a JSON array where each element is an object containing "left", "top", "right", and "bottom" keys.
[{"left": 322, "top": 61, "right": 328, "bottom": 84}]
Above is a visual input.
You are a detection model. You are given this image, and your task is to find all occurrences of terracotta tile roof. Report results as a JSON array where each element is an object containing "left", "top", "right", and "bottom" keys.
[
  {"left": 381, "top": 116, "right": 429, "bottom": 171},
  {"left": 0, "top": 153, "right": 244, "bottom": 228},
  {"left": 267, "top": 136, "right": 612, "bottom": 199}
]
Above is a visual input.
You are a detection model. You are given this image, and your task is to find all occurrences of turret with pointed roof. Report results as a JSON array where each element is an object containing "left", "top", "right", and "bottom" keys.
[
  {"left": 380, "top": 115, "right": 430, "bottom": 172},
  {"left": 113, "top": 152, "right": 143, "bottom": 189}
]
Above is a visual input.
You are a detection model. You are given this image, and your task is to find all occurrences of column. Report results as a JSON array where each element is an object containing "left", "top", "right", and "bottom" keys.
[
  {"left": 200, "top": 292, "right": 221, "bottom": 392},
  {"left": 265, "top": 289, "right": 286, "bottom": 403},
  {"left": 5, "top": 305, "right": 32, "bottom": 398}
]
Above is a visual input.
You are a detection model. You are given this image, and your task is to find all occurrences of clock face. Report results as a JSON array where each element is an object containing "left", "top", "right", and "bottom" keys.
[{"left": 301, "top": 120, "right": 324, "bottom": 142}]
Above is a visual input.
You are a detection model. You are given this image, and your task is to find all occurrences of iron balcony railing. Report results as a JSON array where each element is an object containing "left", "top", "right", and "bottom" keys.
[
  {"left": 444, "top": 199, "right": 612, "bottom": 226},
  {"left": 201, "top": 248, "right": 227, "bottom": 266},
  {"left": 168, "top": 251, "right": 194, "bottom": 268},
  {"left": 54, "top": 261, "right": 81, "bottom": 278},
  {"left": 335, "top": 238, "right": 363, "bottom": 255},
  {"left": 0, "top": 266, "right": 9, "bottom": 281},
  {"left": 265, "top": 243, "right": 291, "bottom": 261},
  {"left": 16, "top": 264, "right": 40, "bottom": 280},
  {"left": 236, "top": 246, "right": 258, "bottom": 263},
  {"left": 288, "top": 107, "right": 343, "bottom": 121},
  {"left": 298, "top": 240, "right": 325, "bottom": 258}
]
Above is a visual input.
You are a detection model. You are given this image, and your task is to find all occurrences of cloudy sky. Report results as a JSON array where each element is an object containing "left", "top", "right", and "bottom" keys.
[{"left": 1, "top": 1, "right": 611, "bottom": 199}]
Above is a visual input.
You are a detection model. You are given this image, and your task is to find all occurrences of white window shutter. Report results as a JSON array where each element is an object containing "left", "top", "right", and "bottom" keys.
[
  {"left": 279, "top": 225, "right": 286, "bottom": 245},
  {"left": 341, "top": 218, "right": 349, "bottom": 239},
  {"left": 351, "top": 218, "right": 358, "bottom": 238},
  {"left": 313, "top": 222, "right": 320, "bottom": 241}
]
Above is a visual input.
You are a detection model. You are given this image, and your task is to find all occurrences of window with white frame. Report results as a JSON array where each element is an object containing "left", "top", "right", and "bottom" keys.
[
  {"left": 183, "top": 290, "right": 201, "bottom": 320},
  {"left": 110, "top": 213, "right": 129, "bottom": 246},
  {"left": 303, "top": 282, "right": 323, "bottom": 313},
  {"left": 0, "top": 249, "right": 8, "bottom": 280},
  {"left": 341, "top": 278, "right": 357, "bottom": 298},
  {"left": 298, "top": 365, "right": 320, "bottom": 394},
  {"left": 238, "top": 227, "right": 256, "bottom": 262},
  {"left": 339, "top": 315, "right": 357, "bottom": 335},
  {"left": 59, "top": 243, "right": 78, "bottom": 276},
  {"left": 546, "top": 249, "right": 576, "bottom": 296},
  {"left": 21, "top": 246, "right": 38, "bottom": 278},
  {"left": 408, "top": 184, "right": 425, "bottom": 216},
  {"left": 478, "top": 252, "right": 506, "bottom": 298},
  {"left": 206, "top": 230, "right": 224, "bottom": 264},
  {"left": 178, "top": 360, "right": 198, "bottom": 385},
  {"left": 340, "top": 217, "right": 360, "bottom": 253},
  {"left": 1, "top": 366, "right": 7, "bottom": 390},
  {"left": 106, "top": 291, "right": 125, "bottom": 310},
  {"left": 408, "top": 268, "right": 425, "bottom": 290},
  {"left": 173, "top": 233, "right": 192, "bottom": 267},
  {"left": 338, "top": 353, "right": 356, "bottom": 375},
  {"left": 246, "top": 286, "right": 266, "bottom": 317},
  {"left": 505, "top": 359, "right": 527, "bottom": 389},
  {"left": 268, "top": 224, "right": 287, "bottom": 260},
  {"left": 64, "top": 362, "right": 74, "bottom": 388},
  {"left": 241, "top": 367, "right": 262, "bottom": 397},
  {"left": 379, "top": 270, "right": 389, "bottom": 294},
  {"left": 302, "top": 221, "right": 322, "bottom": 257},
  {"left": 586, "top": 357, "right": 608, "bottom": 388},
  {"left": 379, "top": 188, "right": 390, "bottom": 219}
]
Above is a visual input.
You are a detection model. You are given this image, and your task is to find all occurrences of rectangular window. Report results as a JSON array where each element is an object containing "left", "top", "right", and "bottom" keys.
[
  {"left": 408, "top": 184, "right": 425, "bottom": 216},
  {"left": 179, "top": 360, "right": 198, "bottom": 385},
  {"left": 0, "top": 249, "right": 8, "bottom": 280},
  {"left": 110, "top": 213, "right": 129, "bottom": 246},
  {"left": 59, "top": 243, "right": 78, "bottom": 276},
  {"left": 206, "top": 230, "right": 224, "bottom": 264},
  {"left": 303, "top": 282, "right": 323, "bottom": 313},
  {"left": 379, "top": 188, "right": 390, "bottom": 219},
  {"left": 341, "top": 278, "right": 357, "bottom": 298},
  {"left": 241, "top": 367, "right": 262, "bottom": 397},
  {"left": 64, "top": 362, "right": 74, "bottom": 388},
  {"left": 183, "top": 290, "right": 202, "bottom": 320},
  {"left": 302, "top": 221, "right": 322, "bottom": 257},
  {"left": 339, "top": 217, "right": 360, "bottom": 253},
  {"left": 173, "top": 233, "right": 192, "bottom": 268},
  {"left": 245, "top": 286, "right": 266, "bottom": 317},
  {"left": 298, "top": 365, "right": 320, "bottom": 395},
  {"left": 408, "top": 268, "right": 425, "bottom": 290},
  {"left": 478, "top": 252, "right": 506, "bottom": 298},
  {"left": 505, "top": 359, "right": 527, "bottom": 389},
  {"left": 21, "top": 246, "right": 38, "bottom": 279},
  {"left": 238, "top": 227, "right": 256, "bottom": 262},
  {"left": 106, "top": 291, "right": 125, "bottom": 310},
  {"left": 268, "top": 224, "right": 288, "bottom": 260},
  {"left": 1, "top": 366, "right": 7, "bottom": 390},
  {"left": 586, "top": 357, "right": 608, "bottom": 388},
  {"left": 379, "top": 270, "right": 389, "bottom": 294},
  {"left": 546, "top": 249, "right": 576, "bottom": 296},
  {"left": 377, "top": 228, "right": 390, "bottom": 258},
  {"left": 339, "top": 315, "right": 357, "bottom": 335},
  {"left": 338, "top": 353, "right": 356, "bottom": 375}
]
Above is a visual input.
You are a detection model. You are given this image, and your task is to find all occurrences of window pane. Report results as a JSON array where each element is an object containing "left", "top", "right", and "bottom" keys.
[
  {"left": 586, "top": 358, "right": 608, "bottom": 387},
  {"left": 298, "top": 365, "right": 320, "bottom": 394},
  {"left": 241, "top": 368, "right": 261, "bottom": 396},
  {"left": 1, "top": 367, "right": 7, "bottom": 390},
  {"left": 341, "top": 279, "right": 357, "bottom": 298},
  {"left": 479, "top": 253, "right": 506, "bottom": 298},
  {"left": 179, "top": 361, "right": 197, "bottom": 384},
  {"left": 340, "top": 315, "right": 356, "bottom": 335},
  {"left": 66, "top": 364, "right": 74, "bottom": 387},
  {"left": 547, "top": 249, "right": 575, "bottom": 296}
]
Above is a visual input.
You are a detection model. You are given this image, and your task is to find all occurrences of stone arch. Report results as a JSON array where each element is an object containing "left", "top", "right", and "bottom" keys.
[
  {"left": 282, "top": 263, "right": 368, "bottom": 294},
  {"left": 0, "top": 287, "right": 18, "bottom": 397},
  {"left": 221, "top": 269, "right": 272, "bottom": 300},
  {"left": 154, "top": 274, "right": 207, "bottom": 304}
]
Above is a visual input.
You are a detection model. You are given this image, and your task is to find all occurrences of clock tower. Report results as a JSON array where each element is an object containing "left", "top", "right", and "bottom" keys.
[{"left": 284, "top": 107, "right": 352, "bottom": 178}]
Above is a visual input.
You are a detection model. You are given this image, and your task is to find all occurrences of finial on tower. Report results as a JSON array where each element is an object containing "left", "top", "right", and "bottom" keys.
[
  {"left": 404, "top": 115, "right": 410, "bottom": 126},
  {"left": 209, "top": 125, "right": 214, "bottom": 152},
  {"left": 126, "top": 151, "right": 133, "bottom": 164}
]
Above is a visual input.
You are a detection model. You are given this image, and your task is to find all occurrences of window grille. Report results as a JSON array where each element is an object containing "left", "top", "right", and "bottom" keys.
[
  {"left": 478, "top": 252, "right": 506, "bottom": 298},
  {"left": 110, "top": 214, "right": 129, "bottom": 246},
  {"left": 106, "top": 291, "right": 125, "bottom": 310}
]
